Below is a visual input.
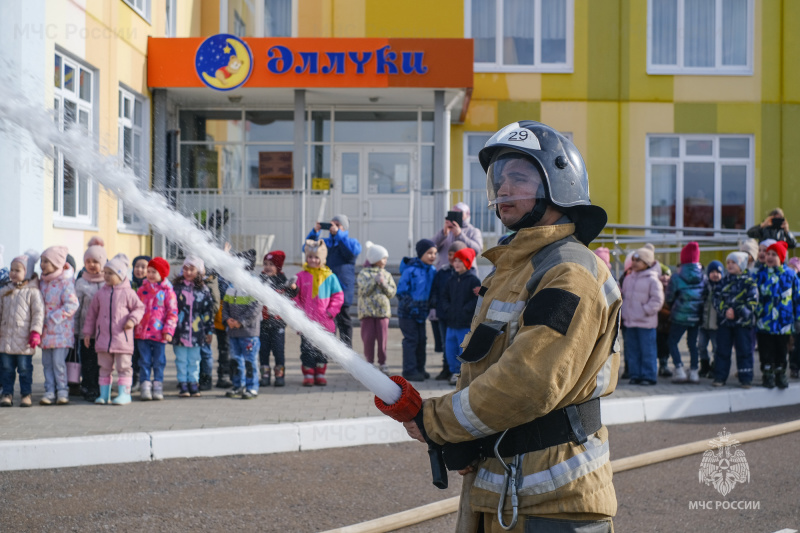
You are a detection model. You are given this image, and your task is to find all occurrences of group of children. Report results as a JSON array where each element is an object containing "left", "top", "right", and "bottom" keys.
[{"left": 619, "top": 238, "right": 800, "bottom": 389}]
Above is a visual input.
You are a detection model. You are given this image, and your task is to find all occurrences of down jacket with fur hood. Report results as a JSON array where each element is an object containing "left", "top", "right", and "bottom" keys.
[
  {"left": 83, "top": 283, "right": 145, "bottom": 354},
  {"left": 0, "top": 281, "right": 45, "bottom": 355},
  {"left": 620, "top": 261, "right": 665, "bottom": 329}
]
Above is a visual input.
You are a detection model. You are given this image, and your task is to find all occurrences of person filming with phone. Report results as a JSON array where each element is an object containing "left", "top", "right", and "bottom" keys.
[
  {"left": 431, "top": 202, "right": 483, "bottom": 270},
  {"left": 306, "top": 215, "right": 362, "bottom": 347},
  {"left": 747, "top": 207, "right": 797, "bottom": 249}
]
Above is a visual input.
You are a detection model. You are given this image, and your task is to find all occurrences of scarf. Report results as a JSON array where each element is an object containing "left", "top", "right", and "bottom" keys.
[
  {"left": 304, "top": 263, "right": 333, "bottom": 298},
  {"left": 42, "top": 268, "right": 64, "bottom": 283},
  {"left": 83, "top": 269, "right": 105, "bottom": 283}
]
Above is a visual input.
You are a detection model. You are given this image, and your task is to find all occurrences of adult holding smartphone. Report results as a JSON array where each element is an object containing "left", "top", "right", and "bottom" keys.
[
  {"left": 747, "top": 207, "right": 797, "bottom": 249},
  {"left": 306, "top": 215, "right": 362, "bottom": 347},
  {"left": 431, "top": 202, "right": 483, "bottom": 270}
]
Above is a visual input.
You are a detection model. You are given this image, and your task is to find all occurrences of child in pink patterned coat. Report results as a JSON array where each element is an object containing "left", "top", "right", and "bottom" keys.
[
  {"left": 134, "top": 257, "right": 177, "bottom": 401},
  {"left": 39, "top": 246, "right": 79, "bottom": 405}
]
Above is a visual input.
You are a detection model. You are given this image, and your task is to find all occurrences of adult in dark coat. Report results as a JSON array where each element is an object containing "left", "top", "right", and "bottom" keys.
[
  {"left": 306, "top": 214, "right": 362, "bottom": 347},
  {"left": 746, "top": 207, "right": 797, "bottom": 249}
]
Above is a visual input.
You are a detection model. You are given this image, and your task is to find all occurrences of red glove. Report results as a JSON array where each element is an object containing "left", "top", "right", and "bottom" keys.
[
  {"left": 374, "top": 375, "right": 423, "bottom": 423},
  {"left": 28, "top": 331, "right": 41, "bottom": 349}
]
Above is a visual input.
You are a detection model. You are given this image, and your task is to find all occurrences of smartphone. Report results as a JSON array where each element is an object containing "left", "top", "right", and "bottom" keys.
[
  {"left": 445, "top": 210, "right": 463, "bottom": 227},
  {"left": 772, "top": 217, "right": 785, "bottom": 229},
  {"left": 319, "top": 222, "right": 332, "bottom": 230}
]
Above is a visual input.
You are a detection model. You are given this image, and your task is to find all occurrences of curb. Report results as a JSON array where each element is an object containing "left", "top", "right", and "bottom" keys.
[{"left": 2, "top": 384, "right": 798, "bottom": 471}]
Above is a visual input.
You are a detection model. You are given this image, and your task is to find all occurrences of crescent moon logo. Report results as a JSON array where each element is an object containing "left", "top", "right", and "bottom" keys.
[{"left": 195, "top": 33, "right": 253, "bottom": 91}]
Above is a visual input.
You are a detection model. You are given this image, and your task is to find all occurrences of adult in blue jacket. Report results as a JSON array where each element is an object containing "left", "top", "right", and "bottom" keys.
[{"left": 306, "top": 214, "right": 362, "bottom": 347}]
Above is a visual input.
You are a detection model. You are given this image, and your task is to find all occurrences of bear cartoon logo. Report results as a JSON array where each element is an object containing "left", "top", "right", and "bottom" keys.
[{"left": 195, "top": 34, "right": 253, "bottom": 91}]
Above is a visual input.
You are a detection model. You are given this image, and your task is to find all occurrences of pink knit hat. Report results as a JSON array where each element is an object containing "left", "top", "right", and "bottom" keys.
[
  {"left": 183, "top": 255, "right": 205, "bottom": 276},
  {"left": 104, "top": 253, "right": 129, "bottom": 281},
  {"left": 41, "top": 246, "right": 68, "bottom": 271},
  {"left": 87, "top": 236, "right": 105, "bottom": 247},
  {"left": 84, "top": 245, "right": 107, "bottom": 265},
  {"left": 788, "top": 257, "right": 800, "bottom": 272},
  {"left": 11, "top": 250, "right": 40, "bottom": 281},
  {"left": 593, "top": 247, "right": 611, "bottom": 269}
]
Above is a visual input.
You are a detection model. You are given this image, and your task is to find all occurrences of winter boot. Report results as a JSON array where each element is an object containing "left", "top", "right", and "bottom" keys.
[
  {"left": 215, "top": 374, "right": 233, "bottom": 388},
  {"left": 152, "top": 381, "right": 164, "bottom": 401},
  {"left": 698, "top": 359, "right": 712, "bottom": 378},
  {"left": 199, "top": 373, "right": 213, "bottom": 391},
  {"left": 140, "top": 380, "right": 153, "bottom": 401},
  {"left": 189, "top": 382, "right": 201, "bottom": 397},
  {"left": 95, "top": 384, "right": 111, "bottom": 405},
  {"left": 273, "top": 366, "right": 285, "bottom": 387},
  {"left": 178, "top": 382, "right": 190, "bottom": 397},
  {"left": 112, "top": 385, "right": 132, "bottom": 405},
  {"left": 259, "top": 366, "right": 271, "bottom": 387},
  {"left": 302, "top": 366, "right": 315, "bottom": 387},
  {"left": 671, "top": 366, "right": 688, "bottom": 383},
  {"left": 314, "top": 363, "right": 328, "bottom": 386},
  {"left": 775, "top": 368, "right": 789, "bottom": 389},
  {"left": 658, "top": 358, "right": 673, "bottom": 377},
  {"left": 762, "top": 368, "right": 776, "bottom": 389}
]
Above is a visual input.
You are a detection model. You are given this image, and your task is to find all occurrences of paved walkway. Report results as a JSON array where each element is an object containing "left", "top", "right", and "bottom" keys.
[{"left": 0, "top": 325, "right": 787, "bottom": 441}]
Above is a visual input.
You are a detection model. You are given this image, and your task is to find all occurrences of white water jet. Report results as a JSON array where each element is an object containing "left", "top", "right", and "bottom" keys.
[{"left": 0, "top": 88, "right": 402, "bottom": 405}]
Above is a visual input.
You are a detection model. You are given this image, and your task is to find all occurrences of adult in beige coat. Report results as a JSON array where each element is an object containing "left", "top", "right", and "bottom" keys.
[
  {"left": 403, "top": 122, "right": 620, "bottom": 532},
  {"left": 0, "top": 253, "right": 45, "bottom": 406}
]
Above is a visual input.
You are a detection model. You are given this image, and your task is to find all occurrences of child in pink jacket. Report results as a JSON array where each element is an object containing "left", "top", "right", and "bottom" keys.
[
  {"left": 39, "top": 246, "right": 79, "bottom": 405},
  {"left": 294, "top": 240, "right": 344, "bottom": 386},
  {"left": 134, "top": 257, "right": 177, "bottom": 401},
  {"left": 82, "top": 254, "right": 145, "bottom": 405}
]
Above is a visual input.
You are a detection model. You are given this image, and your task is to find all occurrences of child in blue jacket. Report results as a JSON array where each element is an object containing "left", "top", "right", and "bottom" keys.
[
  {"left": 666, "top": 242, "right": 706, "bottom": 383},
  {"left": 396, "top": 239, "right": 437, "bottom": 382}
]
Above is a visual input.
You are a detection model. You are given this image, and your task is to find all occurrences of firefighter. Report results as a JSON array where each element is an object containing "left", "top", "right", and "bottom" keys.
[{"left": 400, "top": 121, "right": 621, "bottom": 532}]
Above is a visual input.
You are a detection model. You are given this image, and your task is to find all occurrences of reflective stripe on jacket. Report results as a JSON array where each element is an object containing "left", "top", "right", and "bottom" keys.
[{"left": 422, "top": 223, "right": 621, "bottom": 522}]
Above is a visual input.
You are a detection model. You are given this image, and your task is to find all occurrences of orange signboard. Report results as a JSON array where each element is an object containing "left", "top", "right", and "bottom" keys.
[{"left": 148, "top": 37, "right": 473, "bottom": 89}]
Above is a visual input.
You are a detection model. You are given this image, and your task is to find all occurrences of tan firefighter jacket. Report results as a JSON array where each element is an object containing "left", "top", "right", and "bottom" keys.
[{"left": 422, "top": 223, "right": 622, "bottom": 526}]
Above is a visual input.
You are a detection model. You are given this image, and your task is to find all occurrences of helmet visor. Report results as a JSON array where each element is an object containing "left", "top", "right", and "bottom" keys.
[{"left": 486, "top": 150, "right": 547, "bottom": 207}]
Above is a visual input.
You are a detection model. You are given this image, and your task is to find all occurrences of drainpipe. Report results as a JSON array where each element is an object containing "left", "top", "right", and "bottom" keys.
[{"left": 294, "top": 89, "right": 306, "bottom": 265}]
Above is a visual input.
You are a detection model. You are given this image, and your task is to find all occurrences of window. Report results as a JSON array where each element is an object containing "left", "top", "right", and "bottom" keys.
[
  {"left": 264, "top": 0, "right": 292, "bottom": 37},
  {"left": 122, "top": 0, "right": 151, "bottom": 22},
  {"left": 165, "top": 0, "right": 177, "bottom": 37},
  {"left": 118, "top": 87, "right": 149, "bottom": 232},
  {"left": 648, "top": 0, "right": 753, "bottom": 75},
  {"left": 466, "top": 0, "right": 573, "bottom": 73},
  {"left": 646, "top": 134, "right": 753, "bottom": 232},
  {"left": 463, "top": 132, "right": 495, "bottom": 233},
  {"left": 53, "top": 52, "right": 95, "bottom": 226},
  {"left": 234, "top": 10, "right": 246, "bottom": 37}
]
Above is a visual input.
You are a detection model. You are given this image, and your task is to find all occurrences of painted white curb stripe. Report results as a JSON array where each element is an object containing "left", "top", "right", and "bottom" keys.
[
  {"left": 0, "top": 433, "right": 151, "bottom": 472},
  {"left": 1, "top": 384, "right": 797, "bottom": 471}
]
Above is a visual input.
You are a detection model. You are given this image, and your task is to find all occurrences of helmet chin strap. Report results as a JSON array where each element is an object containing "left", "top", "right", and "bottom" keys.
[{"left": 497, "top": 198, "right": 549, "bottom": 232}]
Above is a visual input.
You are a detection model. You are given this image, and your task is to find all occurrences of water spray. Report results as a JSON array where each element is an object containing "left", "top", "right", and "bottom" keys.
[{"left": 0, "top": 88, "right": 410, "bottom": 407}]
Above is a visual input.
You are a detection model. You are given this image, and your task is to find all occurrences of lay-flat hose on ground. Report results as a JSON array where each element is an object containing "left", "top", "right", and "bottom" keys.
[{"left": 322, "top": 419, "right": 800, "bottom": 533}]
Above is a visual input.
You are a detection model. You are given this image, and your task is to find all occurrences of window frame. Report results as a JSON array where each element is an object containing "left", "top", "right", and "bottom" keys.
[
  {"left": 122, "top": 0, "right": 151, "bottom": 23},
  {"left": 644, "top": 133, "right": 754, "bottom": 233},
  {"left": 117, "top": 86, "right": 150, "bottom": 234},
  {"left": 165, "top": 0, "right": 177, "bottom": 37},
  {"left": 646, "top": 0, "right": 754, "bottom": 76},
  {"left": 53, "top": 52, "right": 97, "bottom": 229},
  {"left": 465, "top": 0, "right": 574, "bottom": 73},
  {"left": 256, "top": 0, "right": 297, "bottom": 37}
]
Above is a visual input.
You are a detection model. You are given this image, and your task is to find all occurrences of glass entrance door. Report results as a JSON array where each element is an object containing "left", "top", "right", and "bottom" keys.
[{"left": 334, "top": 146, "right": 416, "bottom": 263}]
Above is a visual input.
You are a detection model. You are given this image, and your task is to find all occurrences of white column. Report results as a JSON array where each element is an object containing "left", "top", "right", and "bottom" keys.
[{"left": 0, "top": 0, "right": 47, "bottom": 258}]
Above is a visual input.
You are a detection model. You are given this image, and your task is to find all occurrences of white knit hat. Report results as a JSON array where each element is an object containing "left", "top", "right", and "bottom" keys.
[{"left": 365, "top": 241, "right": 388, "bottom": 265}]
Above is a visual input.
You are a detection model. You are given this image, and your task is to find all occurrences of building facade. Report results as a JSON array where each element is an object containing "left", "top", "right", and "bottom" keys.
[{"left": 1, "top": 0, "right": 797, "bottom": 267}]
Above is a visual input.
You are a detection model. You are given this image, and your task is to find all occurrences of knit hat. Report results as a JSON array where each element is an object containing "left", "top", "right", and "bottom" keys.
[
  {"left": 643, "top": 243, "right": 656, "bottom": 252},
  {"left": 331, "top": 214, "right": 350, "bottom": 231},
  {"left": 264, "top": 250, "right": 286, "bottom": 272},
  {"left": 148, "top": 257, "right": 170, "bottom": 281},
  {"left": 415, "top": 239, "right": 436, "bottom": 259},
  {"left": 760, "top": 239, "right": 777, "bottom": 250},
  {"left": 183, "top": 255, "right": 205, "bottom": 276},
  {"left": 594, "top": 247, "right": 611, "bottom": 270},
  {"left": 84, "top": 245, "right": 107, "bottom": 266},
  {"left": 132, "top": 255, "right": 151, "bottom": 268},
  {"left": 41, "top": 246, "right": 68, "bottom": 271},
  {"left": 706, "top": 260, "right": 724, "bottom": 276},
  {"left": 767, "top": 241, "right": 788, "bottom": 264},
  {"left": 87, "top": 236, "right": 105, "bottom": 247},
  {"left": 66, "top": 254, "right": 76, "bottom": 272},
  {"left": 365, "top": 241, "right": 388, "bottom": 265},
  {"left": 633, "top": 247, "right": 655, "bottom": 268},
  {"left": 448, "top": 241, "right": 467, "bottom": 254},
  {"left": 726, "top": 252, "right": 749, "bottom": 274},
  {"left": 11, "top": 250, "right": 40, "bottom": 281},
  {"left": 105, "top": 253, "right": 129, "bottom": 281},
  {"left": 788, "top": 257, "right": 800, "bottom": 273},
  {"left": 305, "top": 239, "right": 328, "bottom": 264},
  {"left": 453, "top": 247, "right": 477, "bottom": 271},
  {"left": 680, "top": 242, "right": 700, "bottom": 264},
  {"left": 738, "top": 239, "right": 758, "bottom": 262}
]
